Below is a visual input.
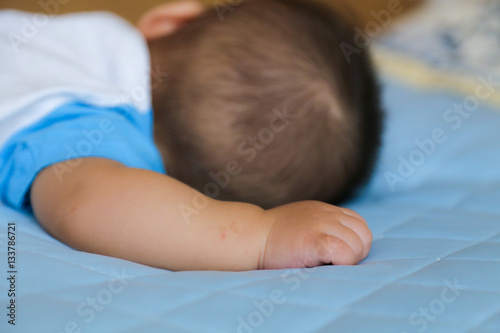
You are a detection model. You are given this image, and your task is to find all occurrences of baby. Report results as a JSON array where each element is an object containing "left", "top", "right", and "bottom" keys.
[{"left": 0, "top": 0, "right": 382, "bottom": 271}]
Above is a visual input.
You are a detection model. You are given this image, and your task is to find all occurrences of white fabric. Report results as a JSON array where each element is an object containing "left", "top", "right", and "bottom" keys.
[
  {"left": 0, "top": 10, "right": 151, "bottom": 147},
  {"left": 378, "top": 0, "right": 500, "bottom": 76}
]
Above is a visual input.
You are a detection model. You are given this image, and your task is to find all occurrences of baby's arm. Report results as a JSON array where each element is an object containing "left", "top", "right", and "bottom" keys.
[{"left": 31, "top": 158, "right": 371, "bottom": 271}]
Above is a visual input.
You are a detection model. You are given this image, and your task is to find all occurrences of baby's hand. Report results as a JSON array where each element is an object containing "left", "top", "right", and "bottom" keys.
[{"left": 261, "top": 201, "right": 372, "bottom": 269}]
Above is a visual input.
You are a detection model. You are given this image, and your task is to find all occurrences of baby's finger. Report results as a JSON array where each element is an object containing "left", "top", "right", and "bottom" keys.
[
  {"left": 340, "top": 208, "right": 367, "bottom": 224},
  {"left": 312, "top": 233, "right": 359, "bottom": 266},
  {"left": 338, "top": 215, "right": 372, "bottom": 260}
]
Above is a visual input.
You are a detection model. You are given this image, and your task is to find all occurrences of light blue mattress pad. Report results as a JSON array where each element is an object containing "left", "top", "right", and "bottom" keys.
[{"left": 1, "top": 77, "right": 499, "bottom": 333}]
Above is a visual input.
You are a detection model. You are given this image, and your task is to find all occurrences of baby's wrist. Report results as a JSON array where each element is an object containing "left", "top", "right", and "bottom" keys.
[{"left": 257, "top": 209, "right": 277, "bottom": 270}]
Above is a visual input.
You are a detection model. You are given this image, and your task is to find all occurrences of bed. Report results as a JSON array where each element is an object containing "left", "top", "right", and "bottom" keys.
[{"left": 2, "top": 2, "right": 500, "bottom": 332}]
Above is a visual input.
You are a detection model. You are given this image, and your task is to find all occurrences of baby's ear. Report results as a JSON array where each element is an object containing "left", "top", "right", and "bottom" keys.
[{"left": 137, "top": 1, "right": 204, "bottom": 40}]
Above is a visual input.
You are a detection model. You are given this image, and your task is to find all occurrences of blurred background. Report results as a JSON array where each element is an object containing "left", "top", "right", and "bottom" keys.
[
  {"left": 0, "top": 0, "right": 421, "bottom": 25},
  {"left": 3, "top": 0, "right": 497, "bottom": 104}
]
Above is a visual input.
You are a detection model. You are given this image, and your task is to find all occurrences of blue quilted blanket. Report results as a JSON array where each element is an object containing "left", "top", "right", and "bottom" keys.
[{"left": 1, "top": 75, "right": 499, "bottom": 333}]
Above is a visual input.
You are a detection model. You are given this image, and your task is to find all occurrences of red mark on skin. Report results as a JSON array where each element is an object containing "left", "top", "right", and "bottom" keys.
[
  {"left": 220, "top": 228, "right": 227, "bottom": 240},
  {"left": 220, "top": 223, "right": 238, "bottom": 240}
]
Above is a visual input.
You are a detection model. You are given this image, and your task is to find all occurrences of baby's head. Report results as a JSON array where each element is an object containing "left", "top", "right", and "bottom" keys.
[{"left": 146, "top": 0, "right": 383, "bottom": 208}]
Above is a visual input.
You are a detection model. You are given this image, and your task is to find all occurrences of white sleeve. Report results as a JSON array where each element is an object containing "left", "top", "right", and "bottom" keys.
[{"left": 0, "top": 10, "right": 152, "bottom": 147}]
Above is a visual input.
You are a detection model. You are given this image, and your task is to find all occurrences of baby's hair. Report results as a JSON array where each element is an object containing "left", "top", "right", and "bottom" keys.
[{"left": 150, "top": 0, "right": 383, "bottom": 208}]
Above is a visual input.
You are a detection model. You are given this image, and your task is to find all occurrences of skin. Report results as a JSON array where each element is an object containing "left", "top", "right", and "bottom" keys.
[
  {"left": 29, "top": 1, "right": 372, "bottom": 271},
  {"left": 31, "top": 158, "right": 371, "bottom": 271}
]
